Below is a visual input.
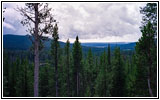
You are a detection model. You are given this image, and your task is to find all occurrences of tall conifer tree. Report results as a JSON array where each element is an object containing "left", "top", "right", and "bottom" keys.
[
  {"left": 65, "top": 39, "right": 70, "bottom": 96},
  {"left": 111, "top": 47, "right": 125, "bottom": 97},
  {"left": 135, "top": 21, "right": 156, "bottom": 97},
  {"left": 73, "top": 36, "right": 82, "bottom": 96},
  {"left": 51, "top": 23, "right": 59, "bottom": 97}
]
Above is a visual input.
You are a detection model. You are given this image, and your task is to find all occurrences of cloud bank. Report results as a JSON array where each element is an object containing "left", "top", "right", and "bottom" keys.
[{"left": 3, "top": 2, "right": 146, "bottom": 42}]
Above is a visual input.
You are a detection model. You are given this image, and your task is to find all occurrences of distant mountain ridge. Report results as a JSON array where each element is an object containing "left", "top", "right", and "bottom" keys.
[
  {"left": 3, "top": 34, "right": 66, "bottom": 50},
  {"left": 3, "top": 34, "right": 136, "bottom": 52},
  {"left": 81, "top": 42, "right": 136, "bottom": 49}
]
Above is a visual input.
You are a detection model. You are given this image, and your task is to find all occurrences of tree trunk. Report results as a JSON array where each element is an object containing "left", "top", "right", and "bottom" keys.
[
  {"left": 34, "top": 4, "right": 39, "bottom": 97},
  {"left": 148, "top": 78, "right": 153, "bottom": 97},
  {"left": 34, "top": 39, "right": 39, "bottom": 97}
]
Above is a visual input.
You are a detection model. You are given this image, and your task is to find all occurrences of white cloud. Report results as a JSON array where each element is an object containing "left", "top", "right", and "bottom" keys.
[
  {"left": 49, "top": 2, "right": 146, "bottom": 42},
  {"left": 3, "top": 22, "right": 16, "bottom": 31}
]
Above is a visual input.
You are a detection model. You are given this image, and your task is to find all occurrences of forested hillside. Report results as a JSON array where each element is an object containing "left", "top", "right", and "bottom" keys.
[
  {"left": 3, "top": 34, "right": 136, "bottom": 51},
  {"left": 3, "top": 3, "right": 157, "bottom": 97}
]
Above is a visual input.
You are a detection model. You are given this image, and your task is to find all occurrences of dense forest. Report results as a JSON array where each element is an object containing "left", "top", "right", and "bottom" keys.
[{"left": 3, "top": 3, "right": 157, "bottom": 97}]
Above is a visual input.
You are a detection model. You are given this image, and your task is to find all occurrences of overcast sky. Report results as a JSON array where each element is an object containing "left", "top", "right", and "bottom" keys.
[{"left": 3, "top": 2, "right": 146, "bottom": 43}]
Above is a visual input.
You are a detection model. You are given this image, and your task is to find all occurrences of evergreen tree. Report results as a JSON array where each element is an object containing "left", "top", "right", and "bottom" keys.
[
  {"left": 48, "top": 61, "right": 56, "bottom": 97},
  {"left": 51, "top": 23, "right": 59, "bottom": 97},
  {"left": 72, "top": 36, "right": 82, "bottom": 96},
  {"left": 69, "top": 52, "right": 74, "bottom": 96},
  {"left": 125, "top": 55, "right": 137, "bottom": 96},
  {"left": 15, "top": 59, "right": 30, "bottom": 97},
  {"left": 84, "top": 48, "right": 95, "bottom": 96},
  {"left": 94, "top": 51, "right": 108, "bottom": 96},
  {"left": 27, "top": 63, "right": 34, "bottom": 97},
  {"left": 9, "top": 59, "right": 20, "bottom": 96},
  {"left": 23, "top": 59, "right": 29, "bottom": 97},
  {"left": 135, "top": 21, "right": 156, "bottom": 97},
  {"left": 58, "top": 55, "right": 66, "bottom": 97},
  {"left": 65, "top": 39, "right": 71, "bottom": 96},
  {"left": 111, "top": 47, "right": 125, "bottom": 97},
  {"left": 106, "top": 44, "right": 113, "bottom": 96},
  {"left": 3, "top": 52, "right": 10, "bottom": 96},
  {"left": 39, "top": 64, "right": 49, "bottom": 97}
]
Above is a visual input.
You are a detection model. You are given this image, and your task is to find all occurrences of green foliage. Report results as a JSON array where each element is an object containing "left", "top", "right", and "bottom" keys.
[
  {"left": 39, "top": 64, "right": 50, "bottom": 97},
  {"left": 3, "top": 53, "right": 10, "bottom": 97},
  {"left": 51, "top": 23, "right": 60, "bottom": 97},
  {"left": 72, "top": 36, "right": 82, "bottom": 96},
  {"left": 132, "top": 3, "right": 157, "bottom": 97},
  {"left": 135, "top": 21, "right": 157, "bottom": 97},
  {"left": 3, "top": 52, "right": 34, "bottom": 97},
  {"left": 64, "top": 39, "right": 71, "bottom": 96},
  {"left": 94, "top": 48, "right": 113, "bottom": 97},
  {"left": 124, "top": 55, "right": 137, "bottom": 96},
  {"left": 51, "top": 24, "right": 60, "bottom": 58},
  {"left": 140, "top": 3, "right": 157, "bottom": 35},
  {"left": 111, "top": 47, "right": 125, "bottom": 97},
  {"left": 3, "top": 36, "right": 157, "bottom": 97},
  {"left": 83, "top": 48, "right": 95, "bottom": 96}
]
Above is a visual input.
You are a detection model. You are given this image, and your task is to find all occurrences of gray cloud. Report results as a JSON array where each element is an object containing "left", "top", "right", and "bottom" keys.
[{"left": 3, "top": 2, "right": 146, "bottom": 42}]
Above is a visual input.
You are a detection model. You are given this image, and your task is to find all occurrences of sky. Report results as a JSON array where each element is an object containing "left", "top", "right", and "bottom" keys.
[{"left": 3, "top": 2, "right": 146, "bottom": 43}]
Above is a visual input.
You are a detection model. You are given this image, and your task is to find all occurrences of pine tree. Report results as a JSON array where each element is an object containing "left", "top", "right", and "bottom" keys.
[
  {"left": 106, "top": 44, "right": 112, "bottom": 96},
  {"left": 9, "top": 59, "right": 20, "bottom": 96},
  {"left": 69, "top": 52, "right": 74, "bottom": 96},
  {"left": 125, "top": 55, "right": 137, "bottom": 96},
  {"left": 17, "top": 3, "right": 55, "bottom": 96},
  {"left": 39, "top": 64, "right": 49, "bottom": 97},
  {"left": 48, "top": 60, "right": 56, "bottom": 97},
  {"left": 135, "top": 21, "right": 156, "bottom": 97},
  {"left": 16, "top": 59, "right": 29, "bottom": 97},
  {"left": 58, "top": 54, "right": 67, "bottom": 97},
  {"left": 84, "top": 48, "right": 94, "bottom": 96},
  {"left": 134, "top": 3, "right": 157, "bottom": 97},
  {"left": 111, "top": 47, "right": 125, "bottom": 97},
  {"left": 94, "top": 51, "right": 108, "bottom": 97},
  {"left": 51, "top": 23, "right": 59, "bottom": 97},
  {"left": 3, "top": 52, "right": 10, "bottom": 97},
  {"left": 65, "top": 39, "right": 71, "bottom": 96},
  {"left": 72, "top": 36, "right": 82, "bottom": 96}
]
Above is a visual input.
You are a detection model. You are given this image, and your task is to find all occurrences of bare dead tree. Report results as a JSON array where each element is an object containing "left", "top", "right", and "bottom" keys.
[{"left": 17, "top": 3, "right": 55, "bottom": 97}]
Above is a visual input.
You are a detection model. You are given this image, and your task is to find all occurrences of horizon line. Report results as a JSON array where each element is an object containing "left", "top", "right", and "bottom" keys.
[{"left": 3, "top": 34, "right": 138, "bottom": 43}]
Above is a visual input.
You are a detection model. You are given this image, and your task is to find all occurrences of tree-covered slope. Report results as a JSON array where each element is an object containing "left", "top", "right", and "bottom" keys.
[{"left": 3, "top": 34, "right": 136, "bottom": 53}]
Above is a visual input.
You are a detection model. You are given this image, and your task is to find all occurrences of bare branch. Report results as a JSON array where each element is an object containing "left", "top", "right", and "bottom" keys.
[
  {"left": 16, "top": 7, "right": 35, "bottom": 23},
  {"left": 23, "top": 9, "right": 35, "bottom": 15}
]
